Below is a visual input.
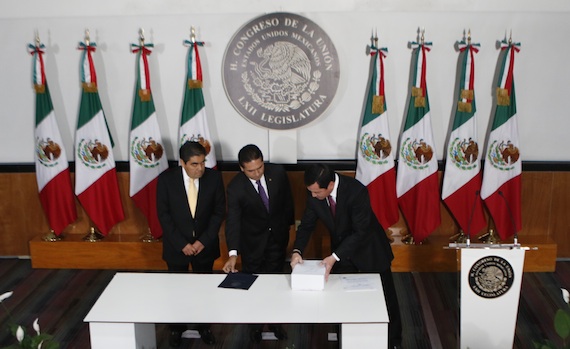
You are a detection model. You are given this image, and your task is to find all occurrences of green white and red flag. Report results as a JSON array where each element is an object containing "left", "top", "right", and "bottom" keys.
[
  {"left": 396, "top": 39, "right": 441, "bottom": 243},
  {"left": 178, "top": 38, "right": 217, "bottom": 168},
  {"left": 74, "top": 38, "right": 124, "bottom": 235},
  {"left": 355, "top": 44, "right": 399, "bottom": 230},
  {"left": 29, "top": 40, "right": 77, "bottom": 235},
  {"left": 129, "top": 38, "right": 168, "bottom": 239},
  {"left": 441, "top": 39, "right": 487, "bottom": 236},
  {"left": 481, "top": 38, "right": 522, "bottom": 240}
]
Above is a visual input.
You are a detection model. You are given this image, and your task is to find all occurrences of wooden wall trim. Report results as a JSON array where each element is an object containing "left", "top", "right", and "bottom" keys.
[{"left": 1, "top": 169, "right": 569, "bottom": 267}]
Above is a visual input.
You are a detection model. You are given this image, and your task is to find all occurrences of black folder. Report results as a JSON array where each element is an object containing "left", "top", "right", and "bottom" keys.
[{"left": 218, "top": 272, "right": 258, "bottom": 290}]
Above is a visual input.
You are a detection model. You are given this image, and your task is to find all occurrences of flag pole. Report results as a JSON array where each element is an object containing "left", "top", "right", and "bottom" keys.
[
  {"left": 34, "top": 31, "right": 64, "bottom": 242},
  {"left": 136, "top": 27, "right": 158, "bottom": 244},
  {"left": 78, "top": 29, "right": 106, "bottom": 242}
]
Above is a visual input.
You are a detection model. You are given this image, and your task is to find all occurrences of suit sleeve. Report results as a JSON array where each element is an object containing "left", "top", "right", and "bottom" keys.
[
  {"left": 333, "top": 184, "right": 375, "bottom": 260},
  {"left": 157, "top": 172, "right": 189, "bottom": 252}
]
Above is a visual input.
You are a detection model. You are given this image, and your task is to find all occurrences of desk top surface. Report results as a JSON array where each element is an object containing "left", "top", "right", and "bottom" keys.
[{"left": 84, "top": 272, "right": 388, "bottom": 324}]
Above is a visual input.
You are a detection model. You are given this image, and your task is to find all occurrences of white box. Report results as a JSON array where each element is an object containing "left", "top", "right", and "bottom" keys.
[{"left": 291, "top": 260, "right": 326, "bottom": 291}]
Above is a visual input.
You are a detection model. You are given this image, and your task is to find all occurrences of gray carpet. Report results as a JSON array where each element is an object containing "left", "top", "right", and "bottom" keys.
[{"left": 0, "top": 258, "right": 568, "bottom": 348}]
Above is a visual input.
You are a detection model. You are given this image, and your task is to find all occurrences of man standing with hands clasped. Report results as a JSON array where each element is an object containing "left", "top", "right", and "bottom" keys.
[
  {"left": 290, "top": 164, "right": 403, "bottom": 349},
  {"left": 157, "top": 141, "right": 225, "bottom": 347},
  {"left": 223, "top": 144, "right": 295, "bottom": 344}
]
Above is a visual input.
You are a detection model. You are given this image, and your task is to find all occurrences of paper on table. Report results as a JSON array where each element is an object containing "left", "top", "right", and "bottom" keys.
[{"left": 340, "top": 275, "right": 378, "bottom": 291}]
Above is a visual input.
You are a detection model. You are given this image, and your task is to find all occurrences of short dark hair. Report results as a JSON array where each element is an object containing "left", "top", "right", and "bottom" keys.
[
  {"left": 179, "top": 141, "right": 206, "bottom": 163},
  {"left": 304, "top": 164, "right": 335, "bottom": 188},
  {"left": 238, "top": 144, "right": 263, "bottom": 167}
]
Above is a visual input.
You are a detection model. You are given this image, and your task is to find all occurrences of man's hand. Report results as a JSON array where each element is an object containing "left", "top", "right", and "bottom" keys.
[
  {"left": 320, "top": 255, "right": 337, "bottom": 281},
  {"left": 191, "top": 240, "right": 205, "bottom": 255},
  {"left": 182, "top": 243, "right": 196, "bottom": 256},
  {"left": 223, "top": 255, "right": 238, "bottom": 273},
  {"left": 290, "top": 252, "right": 304, "bottom": 269}
]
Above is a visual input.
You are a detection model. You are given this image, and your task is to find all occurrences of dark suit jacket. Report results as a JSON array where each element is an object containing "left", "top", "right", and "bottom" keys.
[
  {"left": 225, "top": 163, "right": 295, "bottom": 270},
  {"left": 294, "top": 174, "right": 394, "bottom": 273},
  {"left": 157, "top": 167, "right": 226, "bottom": 265}
]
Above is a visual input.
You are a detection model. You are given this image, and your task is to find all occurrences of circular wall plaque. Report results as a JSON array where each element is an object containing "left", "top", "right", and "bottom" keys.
[
  {"left": 222, "top": 12, "right": 340, "bottom": 130},
  {"left": 468, "top": 255, "right": 515, "bottom": 299}
]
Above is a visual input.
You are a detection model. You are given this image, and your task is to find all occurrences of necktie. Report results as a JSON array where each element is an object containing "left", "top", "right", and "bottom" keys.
[
  {"left": 256, "top": 179, "right": 270, "bottom": 212},
  {"left": 328, "top": 195, "right": 336, "bottom": 217},
  {"left": 188, "top": 178, "right": 197, "bottom": 217}
]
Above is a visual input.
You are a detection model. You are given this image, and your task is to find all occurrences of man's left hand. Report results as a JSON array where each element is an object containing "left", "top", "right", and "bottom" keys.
[
  {"left": 320, "top": 255, "right": 336, "bottom": 281},
  {"left": 191, "top": 240, "right": 205, "bottom": 255}
]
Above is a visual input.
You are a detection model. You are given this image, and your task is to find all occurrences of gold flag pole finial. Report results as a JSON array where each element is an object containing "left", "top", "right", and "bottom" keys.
[
  {"left": 84, "top": 29, "right": 90, "bottom": 46},
  {"left": 35, "top": 30, "right": 40, "bottom": 47},
  {"left": 421, "top": 28, "right": 425, "bottom": 45},
  {"left": 191, "top": 26, "right": 196, "bottom": 43},
  {"left": 467, "top": 29, "right": 471, "bottom": 45},
  {"left": 374, "top": 28, "right": 378, "bottom": 45},
  {"left": 509, "top": 29, "right": 512, "bottom": 45},
  {"left": 139, "top": 27, "right": 145, "bottom": 45}
]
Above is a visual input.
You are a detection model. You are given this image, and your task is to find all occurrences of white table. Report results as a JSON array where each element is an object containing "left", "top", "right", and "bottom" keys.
[{"left": 84, "top": 272, "right": 388, "bottom": 349}]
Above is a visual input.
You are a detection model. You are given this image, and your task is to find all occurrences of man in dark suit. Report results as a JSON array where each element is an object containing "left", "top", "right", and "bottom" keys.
[
  {"left": 222, "top": 144, "right": 294, "bottom": 343},
  {"left": 290, "top": 164, "right": 403, "bottom": 349},
  {"left": 157, "top": 141, "right": 225, "bottom": 347}
]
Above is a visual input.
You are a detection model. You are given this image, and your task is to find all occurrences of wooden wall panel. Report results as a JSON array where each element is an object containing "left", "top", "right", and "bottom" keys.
[
  {"left": 522, "top": 172, "right": 554, "bottom": 236},
  {"left": 2, "top": 170, "right": 570, "bottom": 260},
  {"left": 550, "top": 172, "right": 570, "bottom": 256}
]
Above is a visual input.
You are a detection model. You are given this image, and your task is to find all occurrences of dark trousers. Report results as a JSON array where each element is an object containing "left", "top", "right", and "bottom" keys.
[
  {"left": 243, "top": 234, "right": 287, "bottom": 333},
  {"left": 332, "top": 261, "right": 402, "bottom": 347},
  {"left": 167, "top": 259, "right": 214, "bottom": 334},
  {"left": 242, "top": 233, "right": 287, "bottom": 274}
]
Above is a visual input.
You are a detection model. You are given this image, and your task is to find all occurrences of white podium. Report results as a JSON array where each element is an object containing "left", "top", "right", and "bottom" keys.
[
  {"left": 84, "top": 273, "right": 389, "bottom": 349},
  {"left": 455, "top": 245, "right": 526, "bottom": 349}
]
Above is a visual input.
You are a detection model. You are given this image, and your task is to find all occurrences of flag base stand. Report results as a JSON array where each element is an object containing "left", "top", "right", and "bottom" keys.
[
  {"left": 42, "top": 230, "right": 62, "bottom": 242},
  {"left": 140, "top": 229, "right": 159, "bottom": 243},
  {"left": 401, "top": 234, "right": 424, "bottom": 245},
  {"left": 449, "top": 230, "right": 467, "bottom": 244},
  {"left": 82, "top": 227, "right": 104, "bottom": 242},
  {"left": 478, "top": 229, "right": 501, "bottom": 244}
]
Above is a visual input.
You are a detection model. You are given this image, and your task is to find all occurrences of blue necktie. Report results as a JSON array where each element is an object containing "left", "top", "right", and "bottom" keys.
[{"left": 256, "top": 180, "right": 270, "bottom": 212}]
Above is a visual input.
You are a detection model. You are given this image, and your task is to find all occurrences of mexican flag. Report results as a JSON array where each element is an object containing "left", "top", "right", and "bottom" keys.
[
  {"left": 441, "top": 39, "right": 486, "bottom": 237},
  {"left": 129, "top": 40, "right": 168, "bottom": 239},
  {"left": 74, "top": 39, "right": 124, "bottom": 236},
  {"left": 481, "top": 39, "right": 522, "bottom": 240},
  {"left": 179, "top": 39, "right": 217, "bottom": 168},
  {"left": 355, "top": 45, "right": 399, "bottom": 230},
  {"left": 396, "top": 39, "right": 441, "bottom": 243},
  {"left": 30, "top": 40, "right": 77, "bottom": 235}
]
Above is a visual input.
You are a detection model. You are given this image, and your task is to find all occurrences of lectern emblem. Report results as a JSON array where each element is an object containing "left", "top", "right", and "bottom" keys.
[
  {"left": 222, "top": 12, "right": 340, "bottom": 130},
  {"left": 468, "top": 256, "right": 514, "bottom": 299}
]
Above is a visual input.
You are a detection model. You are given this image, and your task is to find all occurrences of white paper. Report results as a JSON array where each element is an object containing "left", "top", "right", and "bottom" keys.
[{"left": 340, "top": 275, "right": 378, "bottom": 291}]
